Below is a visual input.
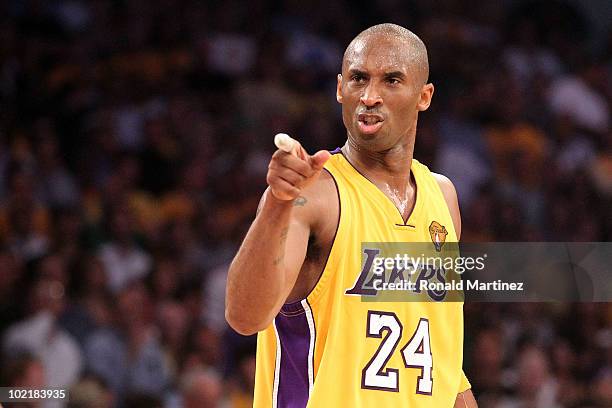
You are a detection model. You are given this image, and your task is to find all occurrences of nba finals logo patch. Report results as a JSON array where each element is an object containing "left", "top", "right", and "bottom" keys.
[{"left": 429, "top": 221, "right": 447, "bottom": 252}]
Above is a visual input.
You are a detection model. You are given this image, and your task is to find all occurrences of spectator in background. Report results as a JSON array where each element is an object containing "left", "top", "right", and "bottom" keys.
[
  {"left": 498, "top": 345, "right": 561, "bottom": 408},
  {"left": 84, "top": 282, "right": 169, "bottom": 402},
  {"left": 58, "top": 255, "right": 114, "bottom": 348},
  {"left": 97, "top": 203, "right": 152, "bottom": 293},
  {"left": 226, "top": 346, "right": 256, "bottom": 408},
  {"left": 178, "top": 368, "right": 222, "bottom": 408},
  {"left": 1, "top": 353, "right": 46, "bottom": 408},
  {"left": 34, "top": 118, "right": 80, "bottom": 209},
  {"left": 434, "top": 92, "right": 492, "bottom": 208},
  {"left": 68, "top": 374, "right": 114, "bottom": 408},
  {"left": 0, "top": 1, "right": 609, "bottom": 406},
  {"left": 0, "top": 159, "right": 50, "bottom": 262},
  {"left": 3, "top": 273, "right": 82, "bottom": 392},
  {"left": 590, "top": 368, "right": 612, "bottom": 407},
  {"left": 0, "top": 250, "right": 22, "bottom": 333},
  {"left": 156, "top": 300, "right": 191, "bottom": 379},
  {"left": 547, "top": 59, "right": 610, "bottom": 136}
]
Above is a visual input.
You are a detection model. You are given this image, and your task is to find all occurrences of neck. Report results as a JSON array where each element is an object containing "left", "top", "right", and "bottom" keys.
[
  {"left": 342, "top": 136, "right": 415, "bottom": 190},
  {"left": 341, "top": 133, "right": 417, "bottom": 221}
]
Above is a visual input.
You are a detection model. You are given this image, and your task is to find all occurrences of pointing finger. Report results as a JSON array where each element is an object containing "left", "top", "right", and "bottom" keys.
[{"left": 274, "top": 133, "right": 297, "bottom": 154}]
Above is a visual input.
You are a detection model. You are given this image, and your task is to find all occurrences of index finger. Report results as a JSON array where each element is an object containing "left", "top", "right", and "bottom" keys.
[{"left": 274, "top": 133, "right": 297, "bottom": 154}]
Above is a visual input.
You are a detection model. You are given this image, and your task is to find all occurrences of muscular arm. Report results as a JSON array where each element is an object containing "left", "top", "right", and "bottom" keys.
[
  {"left": 225, "top": 190, "right": 309, "bottom": 335},
  {"left": 225, "top": 142, "right": 331, "bottom": 335}
]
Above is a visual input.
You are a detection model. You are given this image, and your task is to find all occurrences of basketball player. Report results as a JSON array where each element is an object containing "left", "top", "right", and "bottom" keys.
[{"left": 226, "top": 24, "right": 477, "bottom": 407}]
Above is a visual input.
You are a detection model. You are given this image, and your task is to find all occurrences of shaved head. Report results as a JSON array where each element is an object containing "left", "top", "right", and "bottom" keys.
[{"left": 342, "top": 23, "right": 429, "bottom": 85}]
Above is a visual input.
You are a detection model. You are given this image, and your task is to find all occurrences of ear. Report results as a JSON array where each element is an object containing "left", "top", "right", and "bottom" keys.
[
  {"left": 336, "top": 74, "right": 343, "bottom": 103},
  {"left": 417, "top": 83, "right": 434, "bottom": 111}
]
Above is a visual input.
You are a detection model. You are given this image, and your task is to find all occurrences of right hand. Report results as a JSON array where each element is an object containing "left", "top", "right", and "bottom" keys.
[{"left": 267, "top": 139, "right": 331, "bottom": 201}]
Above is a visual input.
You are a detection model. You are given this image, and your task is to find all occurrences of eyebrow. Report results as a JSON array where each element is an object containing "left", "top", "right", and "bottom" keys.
[
  {"left": 383, "top": 71, "right": 406, "bottom": 80},
  {"left": 347, "top": 69, "right": 407, "bottom": 80},
  {"left": 348, "top": 69, "right": 368, "bottom": 77}
]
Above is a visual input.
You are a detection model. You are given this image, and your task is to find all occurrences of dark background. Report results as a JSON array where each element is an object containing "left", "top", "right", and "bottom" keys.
[{"left": 0, "top": 0, "right": 610, "bottom": 407}]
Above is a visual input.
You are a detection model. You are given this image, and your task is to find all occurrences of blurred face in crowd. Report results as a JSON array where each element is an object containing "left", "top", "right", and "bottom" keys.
[
  {"left": 0, "top": 251, "right": 19, "bottom": 294},
  {"left": 182, "top": 371, "right": 222, "bottom": 408},
  {"left": 337, "top": 32, "right": 433, "bottom": 152},
  {"left": 118, "top": 283, "right": 150, "bottom": 327},
  {"left": 518, "top": 346, "right": 550, "bottom": 396},
  {"left": 30, "top": 277, "right": 65, "bottom": 315},
  {"left": 12, "top": 358, "right": 45, "bottom": 388}
]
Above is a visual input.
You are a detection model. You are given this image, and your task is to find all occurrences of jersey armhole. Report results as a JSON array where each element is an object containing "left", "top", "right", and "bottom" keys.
[{"left": 281, "top": 167, "right": 342, "bottom": 313}]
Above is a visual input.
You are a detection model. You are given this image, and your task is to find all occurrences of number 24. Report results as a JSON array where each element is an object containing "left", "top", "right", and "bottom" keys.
[{"left": 363, "top": 311, "right": 433, "bottom": 394}]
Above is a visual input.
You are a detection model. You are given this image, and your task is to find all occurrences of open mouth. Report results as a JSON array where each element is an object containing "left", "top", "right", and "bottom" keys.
[{"left": 357, "top": 113, "right": 384, "bottom": 134}]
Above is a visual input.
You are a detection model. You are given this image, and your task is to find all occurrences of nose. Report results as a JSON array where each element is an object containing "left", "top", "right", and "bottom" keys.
[{"left": 360, "top": 82, "right": 383, "bottom": 107}]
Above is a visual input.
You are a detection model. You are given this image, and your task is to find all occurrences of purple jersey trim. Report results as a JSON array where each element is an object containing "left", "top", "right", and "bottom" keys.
[
  {"left": 330, "top": 147, "right": 342, "bottom": 154},
  {"left": 274, "top": 303, "right": 312, "bottom": 408},
  {"left": 280, "top": 299, "right": 305, "bottom": 315}
]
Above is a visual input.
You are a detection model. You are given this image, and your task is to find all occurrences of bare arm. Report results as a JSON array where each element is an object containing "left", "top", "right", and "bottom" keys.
[
  {"left": 225, "top": 142, "right": 331, "bottom": 335},
  {"left": 453, "top": 389, "right": 478, "bottom": 407},
  {"left": 225, "top": 191, "right": 307, "bottom": 335}
]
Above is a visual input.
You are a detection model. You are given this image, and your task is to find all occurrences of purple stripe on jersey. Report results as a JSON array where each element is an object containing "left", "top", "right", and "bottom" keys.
[
  {"left": 330, "top": 147, "right": 342, "bottom": 154},
  {"left": 275, "top": 303, "right": 311, "bottom": 408}
]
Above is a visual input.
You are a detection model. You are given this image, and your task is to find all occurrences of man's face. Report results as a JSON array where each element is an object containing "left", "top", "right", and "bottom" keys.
[{"left": 337, "top": 34, "right": 433, "bottom": 151}]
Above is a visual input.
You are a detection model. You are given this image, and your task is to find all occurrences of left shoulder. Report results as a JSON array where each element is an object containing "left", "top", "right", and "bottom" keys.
[
  {"left": 431, "top": 172, "right": 457, "bottom": 198},
  {"left": 431, "top": 172, "right": 461, "bottom": 239},
  {"left": 413, "top": 160, "right": 456, "bottom": 196}
]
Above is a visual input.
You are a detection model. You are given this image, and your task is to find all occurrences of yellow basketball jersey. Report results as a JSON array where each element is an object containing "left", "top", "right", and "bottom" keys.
[{"left": 254, "top": 152, "right": 470, "bottom": 407}]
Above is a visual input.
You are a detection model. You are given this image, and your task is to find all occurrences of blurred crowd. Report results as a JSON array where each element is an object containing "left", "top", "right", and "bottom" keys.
[{"left": 0, "top": 0, "right": 610, "bottom": 407}]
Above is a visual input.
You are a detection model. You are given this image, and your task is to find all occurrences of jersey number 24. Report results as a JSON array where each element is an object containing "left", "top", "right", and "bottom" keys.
[{"left": 362, "top": 311, "right": 433, "bottom": 394}]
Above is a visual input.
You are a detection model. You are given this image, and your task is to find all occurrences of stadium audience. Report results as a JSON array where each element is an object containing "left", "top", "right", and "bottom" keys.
[{"left": 0, "top": 1, "right": 610, "bottom": 407}]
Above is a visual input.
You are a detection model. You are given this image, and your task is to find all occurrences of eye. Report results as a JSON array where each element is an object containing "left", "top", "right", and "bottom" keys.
[
  {"left": 386, "top": 77, "right": 400, "bottom": 85},
  {"left": 351, "top": 74, "right": 366, "bottom": 83}
]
